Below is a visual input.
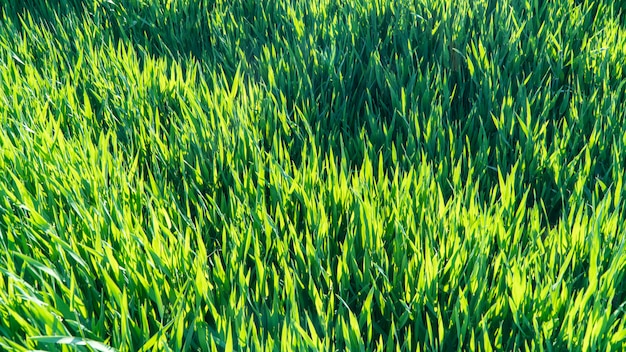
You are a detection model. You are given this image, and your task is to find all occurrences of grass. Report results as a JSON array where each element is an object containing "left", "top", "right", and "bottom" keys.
[{"left": 0, "top": 0, "right": 625, "bottom": 350}]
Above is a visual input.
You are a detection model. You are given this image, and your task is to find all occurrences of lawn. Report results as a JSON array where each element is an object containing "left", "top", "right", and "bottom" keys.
[{"left": 0, "top": 0, "right": 625, "bottom": 350}]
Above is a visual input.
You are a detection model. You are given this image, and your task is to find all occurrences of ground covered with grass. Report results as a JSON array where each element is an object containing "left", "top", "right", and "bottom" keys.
[{"left": 1, "top": 0, "right": 625, "bottom": 350}]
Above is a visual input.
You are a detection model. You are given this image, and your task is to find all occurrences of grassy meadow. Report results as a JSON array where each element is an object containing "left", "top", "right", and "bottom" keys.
[{"left": 1, "top": 0, "right": 626, "bottom": 350}]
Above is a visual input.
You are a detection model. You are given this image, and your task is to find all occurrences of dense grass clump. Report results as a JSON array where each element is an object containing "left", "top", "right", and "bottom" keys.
[{"left": 1, "top": 0, "right": 625, "bottom": 350}]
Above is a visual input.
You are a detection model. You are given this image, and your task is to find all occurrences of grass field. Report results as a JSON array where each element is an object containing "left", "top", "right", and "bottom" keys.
[{"left": 1, "top": 0, "right": 625, "bottom": 350}]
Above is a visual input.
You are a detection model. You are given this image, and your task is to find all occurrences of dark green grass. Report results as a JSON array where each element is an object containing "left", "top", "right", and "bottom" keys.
[{"left": 0, "top": 0, "right": 625, "bottom": 350}]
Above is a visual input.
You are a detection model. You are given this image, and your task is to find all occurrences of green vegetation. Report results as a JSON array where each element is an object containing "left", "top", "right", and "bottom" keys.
[{"left": 1, "top": 0, "right": 625, "bottom": 350}]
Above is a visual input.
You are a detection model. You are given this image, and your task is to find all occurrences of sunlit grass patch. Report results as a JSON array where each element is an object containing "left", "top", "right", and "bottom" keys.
[{"left": 0, "top": 0, "right": 625, "bottom": 350}]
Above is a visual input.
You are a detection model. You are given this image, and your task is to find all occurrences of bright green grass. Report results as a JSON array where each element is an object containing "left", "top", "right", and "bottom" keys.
[{"left": 1, "top": 0, "right": 625, "bottom": 350}]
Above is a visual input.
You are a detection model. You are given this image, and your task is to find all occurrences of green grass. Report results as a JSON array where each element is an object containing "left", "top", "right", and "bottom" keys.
[{"left": 0, "top": 0, "right": 625, "bottom": 350}]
